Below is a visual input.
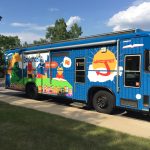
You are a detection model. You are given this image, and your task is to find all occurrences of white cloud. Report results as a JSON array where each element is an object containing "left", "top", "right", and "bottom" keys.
[
  {"left": 1, "top": 32, "right": 44, "bottom": 44},
  {"left": 88, "top": 65, "right": 123, "bottom": 82},
  {"left": 132, "top": 0, "right": 150, "bottom": 5},
  {"left": 48, "top": 8, "right": 59, "bottom": 12},
  {"left": 107, "top": 2, "right": 150, "bottom": 31},
  {"left": 66, "top": 16, "right": 81, "bottom": 29},
  {"left": 11, "top": 22, "right": 49, "bottom": 31}
]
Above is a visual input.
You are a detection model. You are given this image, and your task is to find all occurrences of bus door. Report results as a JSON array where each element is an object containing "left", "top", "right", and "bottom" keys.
[
  {"left": 119, "top": 40, "right": 143, "bottom": 110},
  {"left": 73, "top": 57, "right": 86, "bottom": 101},
  {"left": 142, "top": 50, "right": 150, "bottom": 110}
]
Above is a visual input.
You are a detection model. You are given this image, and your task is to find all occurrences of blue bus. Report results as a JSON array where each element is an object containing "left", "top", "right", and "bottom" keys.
[{"left": 4, "top": 29, "right": 150, "bottom": 114}]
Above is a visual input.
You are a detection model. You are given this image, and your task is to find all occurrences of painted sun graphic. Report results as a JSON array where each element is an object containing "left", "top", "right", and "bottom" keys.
[
  {"left": 88, "top": 48, "right": 123, "bottom": 82},
  {"left": 92, "top": 49, "right": 117, "bottom": 76}
]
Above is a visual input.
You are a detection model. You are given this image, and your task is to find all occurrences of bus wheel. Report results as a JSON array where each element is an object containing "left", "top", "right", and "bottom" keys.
[
  {"left": 26, "top": 84, "right": 38, "bottom": 99},
  {"left": 93, "top": 90, "right": 114, "bottom": 114}
]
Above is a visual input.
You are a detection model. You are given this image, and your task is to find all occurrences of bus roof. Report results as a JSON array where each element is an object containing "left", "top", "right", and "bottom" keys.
[{"left": 5, "top": 28, "right": 150, "bottom": 53}]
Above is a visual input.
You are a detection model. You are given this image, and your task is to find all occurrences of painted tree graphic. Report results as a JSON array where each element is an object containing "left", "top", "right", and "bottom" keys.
[{"left": 11, "top": 62, "right": 22, "bottom": 83}]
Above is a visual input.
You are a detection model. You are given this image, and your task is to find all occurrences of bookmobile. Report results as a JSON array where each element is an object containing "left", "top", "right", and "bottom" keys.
[{"left": 4, "top": 29, "right": 150, "bottom": 114}]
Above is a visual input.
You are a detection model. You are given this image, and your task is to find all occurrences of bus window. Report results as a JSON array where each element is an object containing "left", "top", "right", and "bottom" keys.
[
  {"left": 75, "top": 58, "right": 85, "bottom": 83},
  {"left": 145, "top": 50, "right": 150, "bottom": 72},
  {"left": 124, "top": 55, "right": 141, "bottom": 87}
]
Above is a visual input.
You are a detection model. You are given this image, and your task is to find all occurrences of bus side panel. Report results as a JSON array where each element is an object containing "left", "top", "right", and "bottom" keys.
[
  {"left": 50, "top": 50, "right": 73, "bottom": 98},
  {"left": 72, "top": 45, "right": 118, "bottom": 102},
  {"left": 23, "top": 52, "right": 50, "bottom": 94},
  {"left": 87, "top": 45, "right": 118, "bottom": 101}
]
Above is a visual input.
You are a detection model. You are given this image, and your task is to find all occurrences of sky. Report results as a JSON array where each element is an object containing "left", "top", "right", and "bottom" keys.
[{"left": 0, "top": 0, "right": 150, "bottom": 43}]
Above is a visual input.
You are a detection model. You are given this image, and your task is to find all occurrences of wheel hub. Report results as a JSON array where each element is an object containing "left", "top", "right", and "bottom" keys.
[{"left": 97, "top": 96, "right": 107, "bottom": 108}]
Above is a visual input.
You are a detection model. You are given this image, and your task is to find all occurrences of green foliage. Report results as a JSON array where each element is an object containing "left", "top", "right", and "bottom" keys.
[
  {"left": 33, "top": 38, "right": 48, "bottom": 45},
  {"left": 46, "top": 18, "right": 82, "bottom": 42},
  {"left": 46, "top": 18, "right": 68, "bottom": 42},
  {"left": 22, "top": 41, "right": 29, "bottom": 47},
  {"left": 68, "top": 23, "right": 83, "bottom": 39},
  {"left": 22, "top": 39, "right": 48, "bottom": 47},
  {"left": 0, "top": 35, "right": 20, "bottom": 50}
]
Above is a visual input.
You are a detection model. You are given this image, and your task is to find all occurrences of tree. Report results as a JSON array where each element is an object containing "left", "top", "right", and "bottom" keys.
[
  {"left": 46, "top": 18, "right": 68, "bottom": 42},
  {"left": 22, "top": 42, "right": 29, "bottom": 47},
  {"left": 68, "top": 23, "right": 82, "bottom": 39},
  {"left": 33, "top": 38, "right": 48, "bottom": 45},
  {"left": 46, "top": 18, "right": 82, "bottom": 42},
  {"left": 0, "top": 35, "right": 20, "bottom": 50}
]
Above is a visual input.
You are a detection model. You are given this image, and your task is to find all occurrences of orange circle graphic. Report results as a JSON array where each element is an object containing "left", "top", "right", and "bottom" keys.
[{"left": 92, "top": 49, "right": 117, "bottom": 74}]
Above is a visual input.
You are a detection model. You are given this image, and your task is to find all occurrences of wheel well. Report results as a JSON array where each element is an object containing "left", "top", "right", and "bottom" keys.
[{"left": 87, "top": 87, "right": 115, "bottom": 107}]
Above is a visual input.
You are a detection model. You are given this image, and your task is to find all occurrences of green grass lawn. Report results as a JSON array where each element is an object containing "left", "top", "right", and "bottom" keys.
[{"left": 0, "top": 102, "right": 150, "bottom": 150}]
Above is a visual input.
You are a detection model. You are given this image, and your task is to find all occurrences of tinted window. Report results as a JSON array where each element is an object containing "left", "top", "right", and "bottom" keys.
[
  {"left": 75, "top": 58, "right": 85, "bottom": 83},
  {"left": 125, "top": 56, "right": 140, "bottom": 71},
  {"left": 76, "top": 59, "right": 85, "bottom": 70},
  {"left": 125, "top": 72, "right": 140, "bottom": 87},
  {"left": 125, "top": 55, "right": 140, "bottom": 87}
]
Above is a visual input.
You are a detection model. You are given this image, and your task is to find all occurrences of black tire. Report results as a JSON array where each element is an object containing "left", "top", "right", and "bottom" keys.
[
  {"left": 26, "top": 84, "right": 38, "bottom": 99},
  {"left": 93, "top": 90, "right": 115, "bottom": 114}
]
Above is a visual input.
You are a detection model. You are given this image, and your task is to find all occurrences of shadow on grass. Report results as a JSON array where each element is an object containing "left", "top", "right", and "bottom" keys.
[
  {"left": 0, "top": 101, "right": 150, "bottom": 150},
  {"left": 0, "top": 90, "right": 150, "bottom": 122}
]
